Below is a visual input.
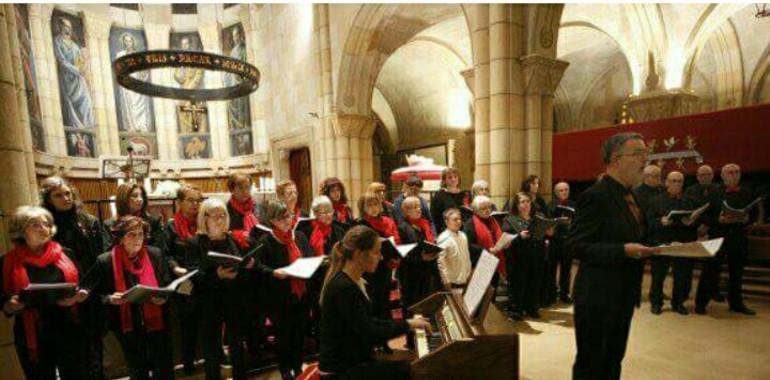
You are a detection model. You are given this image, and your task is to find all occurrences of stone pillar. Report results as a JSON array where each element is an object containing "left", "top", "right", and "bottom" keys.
[
  {"left": 316, "top": 4, "right": 335, "bottom": 183},
  {"left": 331, "top": 113, "right": 375, "bottom": 211},
  {"left": 0, "top": 5, "right": 38, "bottom": 378},
  {"left": 199, "top": 24, "right": 229, "bottom": 159},
  {"left": 248, "top": 4, "right": 269, "bottom": 155},
  {"left": 144, "top": 23, "right": 174, "bottom": 159},
  {"left": 471, "top": 4, "right": 490, "bottom": 184},
  {"left": 35, "top": 5, "right": 68, "bottom": 156},
  {"left": 519, "top": 54, "right": 568, "bottom": 199},
  {"left": 83, "top": 15, "right": 114, "bottom": 156},
  {"left": 487, "top": 4, "right": 513, "bottom": 207}
]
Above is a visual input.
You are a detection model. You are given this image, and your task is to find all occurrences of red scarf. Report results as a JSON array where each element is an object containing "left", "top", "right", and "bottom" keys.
[
  {"left": 173, "top": 211, "right": 197, "bottom": 240},
  {"left": 725, "top": 185, "right": 740, "bottom": 193},
  {"left": 463, "top": 192, "right": 471, "bottom": 207},
  {"left": 272, "top": 228, "right": 306, "bottom": 298},
  {"left": 332, "top": 202, "right": 350, "bottom": 223},
  {"left": 472, "top": 215, "right": 506, "bottom": 277},
  {"left": 364, "top": 215, "right": 401, "bottom": 244},
  {"left": 309, "top": 220, "right": 331, "bottom": 257},
  {"left": 406, "top": 216, "right": 435, "bottom": 242},
  {"left": 229, "top": 197, "right": 260, "bottom": 248},
  {"left": 2, "top": 241, "right": 79, "bottom": 361},
  {"left": 111, "top": 245, "right": 164, "bottom": 333}
]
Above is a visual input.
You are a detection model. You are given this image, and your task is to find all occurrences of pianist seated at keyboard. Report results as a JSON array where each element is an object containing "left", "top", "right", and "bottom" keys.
[{"left": 319, "top": 226, "right": 431, "bottom": 380}]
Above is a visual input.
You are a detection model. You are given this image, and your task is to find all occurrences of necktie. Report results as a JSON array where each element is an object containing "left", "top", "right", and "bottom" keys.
[{"left": 624, "top": 193, "right": 641, "bottom": 223}]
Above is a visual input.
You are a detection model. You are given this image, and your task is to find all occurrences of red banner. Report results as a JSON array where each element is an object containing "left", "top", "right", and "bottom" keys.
[{"left": 553, "top": 104, "right": 770, "bottom": 182}]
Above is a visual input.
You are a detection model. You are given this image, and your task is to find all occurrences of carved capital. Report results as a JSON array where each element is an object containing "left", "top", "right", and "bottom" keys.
[
  {"left": 461, "top": 68, "right": 474, "bottom": 94},
  {"left": 331, "top": 113, "right": 375, "bottom": 139},
  {"left": 519, "top": 54, "right": 569, "bottom": 96},
  {"left": 625, "top": 90, "right": 700, "bottom": 123}
]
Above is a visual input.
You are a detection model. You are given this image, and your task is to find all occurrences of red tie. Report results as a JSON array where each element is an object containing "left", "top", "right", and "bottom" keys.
[{"left": 624, "top": 193, "right": 641, "bottom": 223}]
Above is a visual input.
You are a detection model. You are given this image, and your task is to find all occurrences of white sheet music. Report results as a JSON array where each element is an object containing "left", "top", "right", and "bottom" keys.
[
  {"left": 655, "top": 237, "right": 724, "bottom": 258},
  {"left": 396, "top": 243, "right": 418, "bottom": 258},
  {"left": 278, "top": 256, "right": 325, "bottom": 279},
  {"left": 493, "top": 232, "right": 518, "bottom": 251},
  {"left": 463, "top": 250, "right": 499, "bottom": 317}
]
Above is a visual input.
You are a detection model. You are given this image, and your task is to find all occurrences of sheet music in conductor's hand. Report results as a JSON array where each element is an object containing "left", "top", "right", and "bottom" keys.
[
  {"left": 655, "top": 237, "right": 724, "bottom": 258},
  {"left": 463, "top": 250, "right": 500, "bottom": 317},
  {"left": 278, "top": 256, "right": 325, "bottom": 279}
]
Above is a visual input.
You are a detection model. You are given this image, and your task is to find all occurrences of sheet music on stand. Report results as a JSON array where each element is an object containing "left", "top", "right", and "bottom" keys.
[{"left": 463, "top": 250, "right": 499, "bottom": 318}]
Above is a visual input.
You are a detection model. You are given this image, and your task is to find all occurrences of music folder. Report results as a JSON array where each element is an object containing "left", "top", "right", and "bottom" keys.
[
  {"left": 122, "top": 269, "right": 199, "bottom": 304},
  {"left": 664, "top": 202, "right": 709, "bottom": 223},
  {"left": 19, "top": 282, "right": 77, "bottom": 306},
  {"left": 463, "top": 250, "right": 499, "bottom": 318},
  {"left": 721, "top": 197, "right": 763, "bottom": 219},
  {"left": 277, "top": 256, "right": 325, "bottom": 279},
  {"left": 382, "top": 237, "right": 442, "bottom": 259},
  {"left": 206, "top": 245, "right": 260, "bottom": 268}
]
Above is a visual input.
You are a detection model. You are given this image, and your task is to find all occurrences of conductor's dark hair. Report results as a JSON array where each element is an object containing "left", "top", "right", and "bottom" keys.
[
  {"left": 320, "top": 225, "right": 381, "bottom": 305},
  {"left": 602, "top": 132, "right": 644, "bottom": 164}
]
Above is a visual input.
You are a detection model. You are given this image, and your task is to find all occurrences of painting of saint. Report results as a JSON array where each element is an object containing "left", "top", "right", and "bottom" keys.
[
  {"left": 110, "top": 27, "right": 155, "bottom": 133},
  {"left": 170, "top": 32, "right": 210, "bottom": 135},
  {"left": 231, "top": 131, "right": 253, "bottom": 156},
  {"left": 222, "top": 23, "right": 251, "bottom": 131},
  {"left": 15, "top": 4, "right": 45, "bottom": 152},
  {"left": 181, "top": 136, "right": 210, "bottom": 159},
  {"left": 65, "top": 131, "right": 95, "bottom": 158},
  {"left": 52, "top": 11, "right": 94, "bottom": 130},
  {"left": 121, "top": 136, "right": 153, "bottom": 157}
]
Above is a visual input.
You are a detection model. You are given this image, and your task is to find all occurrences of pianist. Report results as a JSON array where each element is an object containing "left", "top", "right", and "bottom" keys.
[{"left": 319, "top": 226, "right": 431, "bottom": 379}]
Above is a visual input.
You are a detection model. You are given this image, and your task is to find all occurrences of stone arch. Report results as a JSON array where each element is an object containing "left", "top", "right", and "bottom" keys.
[
  {"left": 526, "top": 4, "right": 565, "bottom": 58},
  {"left": 747, "top": 43, "right": 770, "bottom": 104}
]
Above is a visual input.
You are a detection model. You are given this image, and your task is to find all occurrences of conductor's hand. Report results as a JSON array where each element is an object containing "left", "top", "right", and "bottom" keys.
[
  {"left": 108, "top": 292, "right": 127, "bottom": 305},
  {"left": 217, "top": 266, "right": 238, "bottom": 280},
  {"left": 407, "top": 317, "right": 432, "bottom": 334},
  {"left": 624, "top": 243, "right": 659, "bottom": 259},
  {"left": 273, "top": 269, "right": 289, "bottom": 280},
  {"left": 150, "top": 296, "right": 168, "bottom": 306},
  {"left": 3, "top": 295, "right": 25, "bottom": 314}
]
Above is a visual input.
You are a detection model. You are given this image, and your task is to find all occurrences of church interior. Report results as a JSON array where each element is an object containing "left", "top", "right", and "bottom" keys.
[{"left": 1, "top": 3, "right": 770, "bottom": 380}]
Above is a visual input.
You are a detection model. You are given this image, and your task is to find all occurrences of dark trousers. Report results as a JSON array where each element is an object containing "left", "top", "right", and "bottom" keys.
[
  {"left": 200, "top": 293, "right": 248, "bottom": 380},
  {"left": 176, "top": 297, "right": 200, "bottom": 367},
  {"left": 696, "top": 235, "right": 747, "bottom": 309},
  {"left": 649, "top": 256, "right": 694, "bottom": 307},
  {"left": 16, "top": 323, "right": 88, "bottom": 380},
  {"left": 511, "top": 248, "right": 545, "bottom": 314},
  {"left": 553, "top": 239, "right": 573, "bottom": 298},
  {"left": 322, "top": 359, "right": 410, "bottom": 380},
  {"left": 270, "top": 299, "right": 309, "bottom": 375},
  {"left": 541, "top": 242, "right": 558, "bottom": 305},
  {"left": 113, "top": 329, "right": 174, "bottom": 380},
  {"left": 573, "top": 303, "right": 634, "bottom": 380}
]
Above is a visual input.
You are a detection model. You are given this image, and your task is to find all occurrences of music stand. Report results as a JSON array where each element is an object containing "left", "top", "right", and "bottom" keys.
[{"left": 100, "top": 150, "right": 152, "bottom": 181}]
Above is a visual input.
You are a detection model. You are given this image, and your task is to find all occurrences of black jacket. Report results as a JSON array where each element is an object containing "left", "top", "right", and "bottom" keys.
[
  {"left": 397, "top": 222, "right": 441, "bottom": 309},
  {"left": 255, "top": 231, "right": 312, "bottom": 314},
  {"left": 104, "top": 214, "right": 168, "bottom": 257},
  {"left": 646, "top": 192, "right": 698, "bottom": 245},
  {"left": 50, "top": 208, "right": 111, "bottom": 274},
  {"left": 566, "top": 175, "right": 646, "bottom": 309},
  {"left": 319, "top": 271, "right": 409, "bottom": 374}
]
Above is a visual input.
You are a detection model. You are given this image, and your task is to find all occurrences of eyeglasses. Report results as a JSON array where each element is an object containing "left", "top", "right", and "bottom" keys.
[
  {"left": 315, "top": 209, "right": 333, "bottom": 215},
  {"left": 27, "top": 221, "right": 52, "bottom": 230},
  {"left": 617, "top": 149, "right": 648, "bottom": 159},
  {"left": 184, "top": 198, "right": 203, "bottom": 204},
  {"left": 207, "top": 213, "right": 227, "bottom": 220}
]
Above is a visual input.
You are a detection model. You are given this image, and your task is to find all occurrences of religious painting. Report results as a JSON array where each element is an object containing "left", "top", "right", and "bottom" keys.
[
  {"left": 231, "top": 130, "right": 254, "bottom": 156},
  {"left": 15, "top": 4, "right": 45, "bottom": 152},
  {"left": 180, "top": 135, "right": 211, "bottom": 160},
  {"left": 222, "top": 23, "right": 253, "bottom": 156},
  {"left": 119, "top": 136, "right": 154, "bottom": 157},
  {"left": 109, "top": 27, "right": 156, "bottom": 133},
  {"left": 171, "top": 31, "right": 212, "bottom": 159},
  {"left": 65, "top": 131, "right": 95, "bottom": 158},
  {"left": 51, "top": 9, "right": 94, "bottom": 130}
]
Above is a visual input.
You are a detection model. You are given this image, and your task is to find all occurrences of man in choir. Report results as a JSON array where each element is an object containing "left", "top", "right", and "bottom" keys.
[
  {"left": 695, "top": 163, "right": 759, "bottom": 316},
  {"left": 165, "top": 184, "right": 203, "bottom": 374},
  {"left": 646, "top": 171, "right": 697, "bottom": 315},
  {"left": 187, "top": 198, "right": 256, "bottom": 380},
  {"left": 392, "top": 175, "right": 432, "bottom": 226},
  {"left": 547, "top": 181, "right": 576, "bottom": 304},
  {"left": 81, "top": 216, "right": 174, "bottom": 380},
  {"left": 2, "top": 206, "right": 90, "bottom": 380},
  {"left": 319, "top": 226, "right": 431, "bottom": 379},
  {"left": 277, "top": 179, "right": 308, "bottom": 225},
  {"left": 255, "top": 201, "right": 313, "bottom": 380},
  {"left": 39, "top": 176, "right": 110, "bottom": 380},
  {"left": 397, "top": 196, "right": 440, "bottom": 310},
  {"left": 320, "top": 177, "right": 353, "bottom": 226},
  {"left": 431, "top": 167, "right": 471, "bottom": 234},
  {"left": 368, "top": 182, "right": 395, "bottom": 218},
  {"left": 106, "top": 183, "right": 168, "bottom": 255},
  {"left": 566, "top": 132, "right": 659, "bottom": 380},
  {"left": 227, "top": 173, "right": 260, "bottom": 248},
  {"left": 632, "top": 164, "right": 663, "bottom": 306},
  {"left": 436, "top": 208, "right": 472, "bottom": 289}
]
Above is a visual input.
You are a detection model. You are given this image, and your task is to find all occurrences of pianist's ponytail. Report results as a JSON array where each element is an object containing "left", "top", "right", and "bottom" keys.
[{"left": 320, "top": 225, "right": 380, "bottom": 305}]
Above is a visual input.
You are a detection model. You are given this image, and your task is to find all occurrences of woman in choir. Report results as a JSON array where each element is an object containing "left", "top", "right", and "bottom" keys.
[
  {"left": 520, "top": 175, "right": 549, "bottom": 216},
  {"left": 367, "top": 182, "right": 394, "bottom": 218},
  {"left": 165, "top": 184, "right": 203, "bottom": 374},
  {"left": 319, "top": 177, "right": 353, "bottom": 226},
  {"left": 397, "top": 196, "right": 441, "bottom": 309},
  {"left": 276, "top": 179, "right": 308, "bottom": 226},
  {"left": 39, "top": 176, "right": 110, "bottom": 380},
  {"left": 187, "top": 198, "right": 255, "bottom": 380},
  {"left": 430, "top": 167, "right": 471, "bottom": 234},
  {"left": 436, "top": 208, "right": 472, "bottom": 290},
  {"left": 318, "top": 225, "right": 431, "bottom": 380},
  {"left": 470, "top": 180, "right": 496, "bottom": 211},
  {"left": 255, "top": 201, "right": 313, "bottom": 380},
  {"left": 226, "top": 173, "right": 261, "bottom": 248},
  {"left": 1, "top": 206, "right": 90, "bottom": 380},
  {"left": 107, "top": 183, "right": 168, "bottom": 256},
  {"left": 301, "top": 195, "right": 348, "bottom": 352},
  {"left": 354, "top": 192, "right": 402, "bottom": 324},
  {"left": 501, "top": 192, "right": 551, "bottom": 320},
  {"left": 81, "top": 215, "right": 173, "bottom": 380},
  {"left": 462, "top": 195, "right": 505, "bottom": 269}
]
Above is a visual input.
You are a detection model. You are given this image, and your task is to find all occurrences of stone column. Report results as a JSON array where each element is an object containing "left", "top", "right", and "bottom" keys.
[
  {"left": 470, "top": 4, "right": 490, "bottom": 184},
  {"left": 487, "top": 4, "right": 513, "bottom": 207},
  {"left": 35, "top": 5, "right": 68, "bottom": 156},
  {"left": 331, "top": 113, "right": 375, "bottom": 210},
  {"left": 83, "top": 15, "right": 114, "bottom": 156},
  {"left": 1, "top": 6, "right": 38, "bottom": 377},
  {"left": 316, "top": 4, "right": 335, "bottom": 182},
  {"left": 143, "top": 23, "right": 174, "bottom": 159},
  {"left": 508, "top": 6, "right": 526, "bottom": 203},
  {"left": 199, "top": 24, "right": 229, "bottom": 159},
  {"left": 248, "top": 4, "right": 269, "bottom": 155},
  {"left": 519, "top": 54, "right": 568, "bottom": 198}
]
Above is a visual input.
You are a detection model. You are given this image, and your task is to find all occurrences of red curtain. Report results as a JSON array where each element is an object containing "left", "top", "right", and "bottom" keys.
[{"left": 553, "top": 104, "right": 770, "bottom": 182}]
